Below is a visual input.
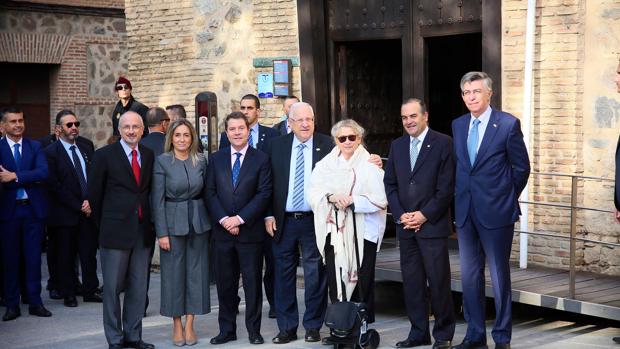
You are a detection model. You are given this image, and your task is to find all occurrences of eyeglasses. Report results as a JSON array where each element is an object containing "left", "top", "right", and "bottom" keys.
[
  {"left": 65, "top": 121, "right": 80, "bottom": 128},
  {"left": 115, "top": 84, "right": 130, "bottom": 91},
  {"left": 462, "top": 89, "right": 483, "bottom": 97},
  {"left": 337, "top": 135, "right": 357, "bottom": 143}
]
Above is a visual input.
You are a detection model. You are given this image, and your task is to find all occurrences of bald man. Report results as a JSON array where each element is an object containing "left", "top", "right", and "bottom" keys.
[{"left": 88, "top": 112, "right": 155, "bottom": 349}]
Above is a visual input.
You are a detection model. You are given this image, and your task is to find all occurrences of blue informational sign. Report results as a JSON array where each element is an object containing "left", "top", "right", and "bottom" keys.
[{"left": 257, "top": 73, "right": 274, "bottom": 98}]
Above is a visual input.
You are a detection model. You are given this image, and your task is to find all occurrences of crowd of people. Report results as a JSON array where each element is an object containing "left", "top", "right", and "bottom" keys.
[{"left": 2, "top": 69, "right": 583, "bottom": 349}]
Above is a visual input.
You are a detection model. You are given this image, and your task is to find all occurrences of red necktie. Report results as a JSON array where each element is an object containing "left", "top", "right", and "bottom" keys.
[{"left": 131, "top": 149, "right": 142, "bottom": 219}]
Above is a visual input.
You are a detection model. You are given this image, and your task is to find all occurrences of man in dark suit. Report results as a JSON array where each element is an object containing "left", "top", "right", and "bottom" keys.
[
  {"left": 265, "top": 102, "right": 333, "bottom": 344},
  {"left": 40, "top": 131, "right": 94, "bottom": 300},
  {"left": 44, "top": 110, "right": 101, "bottom": 308},
  {"left": 220, "top": 94, "right": 280, "bottom": 318},
  {"left": 140, "top": 107, "right": 170, "bottom": 157},
  {"left": 272, "top": 95, "right": 299, "bottom": 136},
  {"left": 384, "top": 99, "right": 456, "bottom": 349},
  {"left": 89, "top": 111, "right": 155, "bottom": 349},
  {"left": 205, "top": 111, "right": 272, "bottom": 345},
  {"left": 451, "top": 72, "right": 530, "bottom": 349},
  {"left": 0, "top": 106, "right": 52, "bottom": 321}
]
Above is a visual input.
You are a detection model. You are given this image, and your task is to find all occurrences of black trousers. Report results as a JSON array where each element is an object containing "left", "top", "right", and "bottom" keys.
[
  {"left": 213, "top": 239, "right": 263, "bottom": 336},
  {"left": 54, "top": 216, "right": 99, "bottom": 297},
  {"left": 325, "top": 235, "right": 377, "bottom": 323}
]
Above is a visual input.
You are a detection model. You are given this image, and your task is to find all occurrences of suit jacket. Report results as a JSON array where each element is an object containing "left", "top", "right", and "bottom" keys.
[
  {"left": 452, "top": 109, "right": 530, "bottom": 229},
  {"left": 140, "top": 131, "right": 165, "bottom": 157},
  {"left": 615, "top": 136, "right": 620, "bottom": 211},
  {"left": 88, "top": 141, "right": 155, "bottom": 249},
  {"left": 151, "top": 152, "right": 211, "bottom": 237},
  {"left": 39, "top": 134, "right": 95, "bottom": 151},
  {"left": 272, "top": 120, "right": 288, "bottom": 136},
  {"left": 266, "top": 132, "right": 334, "bottom": 241},
  {"left": 0, "top": 137, "right": 48, "bottom": 220},
  {"left": 205, "top": 146, "right": 272, "bottom": 243},
  {"left": 384, "top": 130, "right": 455, "bottom": 239},
  {"left": 44, "top": 139, "right": 94, "bottom": 227},
  {"left": 219, "top": 123, "right": 279, "bottom": 152}
]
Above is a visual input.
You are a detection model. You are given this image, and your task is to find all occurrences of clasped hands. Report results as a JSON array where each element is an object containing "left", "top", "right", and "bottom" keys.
[
  {"left": 400, "top": 211, "right": 427, "bottom": 232},
  {"left": 329, "top": 193, "right": 353, "bottom": 211},
  {"left": 221, "top": 215, "right": 242, "bottom": 236}
]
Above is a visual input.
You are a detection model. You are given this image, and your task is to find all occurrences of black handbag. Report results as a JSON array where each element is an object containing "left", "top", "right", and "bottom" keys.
[{"left": 323, "top": 205, "right": 380, "bottom": 349}]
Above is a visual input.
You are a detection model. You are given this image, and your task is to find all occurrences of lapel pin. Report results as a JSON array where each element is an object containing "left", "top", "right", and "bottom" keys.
[
  {"left": 493, "top": 123, "right": 497, "bottom": 128},
  {"left": 427, "top": 144, "right": 430, "bottom": 148},
  {"left": 316, "top": 148, "right": 320, "bottom": 151}
]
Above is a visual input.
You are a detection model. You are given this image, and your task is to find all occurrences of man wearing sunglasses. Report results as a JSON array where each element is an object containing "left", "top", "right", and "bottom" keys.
[
  {"left": 44, "top": 110, "right": 101, "bottom": 308},
  {"left": 111, "top": 77, "right": 149, "bottom": 142}
]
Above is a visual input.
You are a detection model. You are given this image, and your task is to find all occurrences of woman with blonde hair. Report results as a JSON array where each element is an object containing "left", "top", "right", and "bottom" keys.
[
  {"left": 308, "top": 119, "right": 387, "bottom": 323},
  {"left": 152, "top": 119, "right": 211, "bottom": 346}
]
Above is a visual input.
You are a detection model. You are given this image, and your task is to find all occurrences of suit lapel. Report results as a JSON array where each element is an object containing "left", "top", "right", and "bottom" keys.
[
  {"left": 0, "top": 138, "right": 17, "bottom": 171},
  {"left": 57, "top": 141, "right": 80, "bottom": 183},
  {"left": 456, "top": 116, "right": 472, "bottom": 170},
  {"left": 411, "top": 130, "right": 434, "bottom": 177},
  {"left": 311, "top": 134, "right": 325, "bottom": 169},
  {"left": 281, "top": 134, "right": 293, "bottom": 184},
  {"left": 138, "top": 144, "right": 152, "bottom": 191},
  {"left": 473, "top": 110, "right": 500, "bottom": 168},
  {"left": 234, "top": 147, "right": 255, "bottom": 192},
  {"left": 256, "top": 125, "right": 266, "bottom": 150},
  {"left": 114, "top": 142, "right": 138, "bottom": 188}
]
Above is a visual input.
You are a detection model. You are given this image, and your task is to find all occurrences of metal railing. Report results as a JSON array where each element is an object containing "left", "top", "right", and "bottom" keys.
[{"left": 517, "top": 172, "right": 617, "bottom": 299}]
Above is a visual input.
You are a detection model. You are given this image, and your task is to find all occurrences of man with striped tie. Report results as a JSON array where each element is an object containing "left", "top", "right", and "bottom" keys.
[{"left": 205, "top": 111, "right": 273, "bottom": 345}]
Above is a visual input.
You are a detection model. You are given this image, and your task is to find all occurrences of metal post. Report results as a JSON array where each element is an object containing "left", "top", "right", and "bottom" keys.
[{"left": 569, "top": 176, "right": 578, "bottom": 299}]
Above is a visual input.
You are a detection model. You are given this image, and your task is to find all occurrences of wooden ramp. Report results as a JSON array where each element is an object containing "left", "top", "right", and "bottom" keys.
[{"left": 375, "top": 241, "right": 620, "bottom": 321}]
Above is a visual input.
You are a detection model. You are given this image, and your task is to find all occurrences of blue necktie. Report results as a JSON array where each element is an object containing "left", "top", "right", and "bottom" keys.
[
  {"left": 467, "top": 119, "right": 481, "bottom": 166},
  {"left": 292, "top": 143, "right": 306, "bottom": 210},
  {"left": 13, "top": 144, "right": 26, "bottom": 199},
  {"left": 70, "top": 145, "right": 88, "bottom": 199},
  {"left": 410, "top": 138, "right": 420, "bottom": 171},
  {"left": 232, "top": 152, "right": 242, "bottom": 187},
  {"left": 248, "top": 129, "right": 255, "bottom": 148}
]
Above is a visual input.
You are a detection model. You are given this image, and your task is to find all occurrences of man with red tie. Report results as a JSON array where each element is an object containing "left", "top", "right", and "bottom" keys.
[{"left": 89, "top": 111, "right": 155, "bottom": 349}]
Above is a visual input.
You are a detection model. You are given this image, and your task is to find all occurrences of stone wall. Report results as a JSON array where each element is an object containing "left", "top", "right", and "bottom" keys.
[
  {"left": 12, "top": 0, "right": 124, "bottom": 9},
  {"left": 503, "top": 0, "right": 620, "bottom": 274},
  {"left": 0, "top": 6, "right": 127, "bottom": 148},
  {"left": 124, "top": 0, "right": 301, "bottom": 135}
]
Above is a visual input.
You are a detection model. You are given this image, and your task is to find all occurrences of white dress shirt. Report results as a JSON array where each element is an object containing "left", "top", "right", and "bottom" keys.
[{"left": 59, "top": 138, "right": 87, "bottom": 180}]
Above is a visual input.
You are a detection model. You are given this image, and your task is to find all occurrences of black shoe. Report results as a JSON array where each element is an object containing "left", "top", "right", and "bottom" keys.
[
  {"left": 49, "top": 289, "right": 62, "bottom": 300},
  {"left": 434, "top": 340, "right": 453, "bottom": 349},
  {"left": 2, "top": 307, "right": 21, "bottom": 321},
  {"left": 305, "top": 329, "right": 321, "bottom": 342},
  {"left": 64, "top": 296, "right": 78, "bottom": 307},
  {"left": 249, "top": 333, "right": 264, "bottom": 344},
  {"left": 268, "top": 308, "right": 276, "bottom": 318},
  {"left": 396, "top": 338, "right": 431, "bottom": 348},
  {"left": 210, "top": 333, "right": 237, "bottom": 345},
  {"left": 83, "top": 293, "right": 103, "bottom": 303},
  {"left": 272, "top": 331, "right": 297, "bottom": 344},
  {"left": 452, "top": 340, "right": 488, "bottom": 349},
  {"left": 123, "top": 340, "right": 155, "bottom": 349},
  {"left": 495, "top": 344, "right": 510, "bottom": 349},
  {"left": 28, "top": 305, "right": 52, "bottom": 317},
  {"left": 614, "top": 337, "right": 620, "bottom": 344}
]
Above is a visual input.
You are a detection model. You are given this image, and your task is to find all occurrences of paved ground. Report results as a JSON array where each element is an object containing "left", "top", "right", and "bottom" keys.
[{"left": 1, "top": 257, "right": 620, "bottom": 349}]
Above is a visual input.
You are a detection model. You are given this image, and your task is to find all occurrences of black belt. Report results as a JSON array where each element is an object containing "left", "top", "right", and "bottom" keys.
[
  {"left": 285, "top": 211, "right": 313, "bottom": 219},
  {"left": 15, "top": 199, "right": 30, "bottom": 206}
]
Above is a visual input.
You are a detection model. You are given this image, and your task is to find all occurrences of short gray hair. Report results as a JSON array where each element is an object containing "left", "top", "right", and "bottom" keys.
[
  {"left": 289, "top": 102, "right": 314, "bottom": 120},
  {"left": 331, "top": 119, "right": 365, "bottom": 139},
  {"left": 460, "top": 71, "right": 493, "bottom": 92},
  {"left": 118, "top": 111, "right": 144, "bottom": 128}
]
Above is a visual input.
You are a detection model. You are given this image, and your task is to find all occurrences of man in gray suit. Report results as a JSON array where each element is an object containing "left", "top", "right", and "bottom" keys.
[
  {"left": 140, "top": 107, "right": 170, "bottom": 157},
  {"left": 89, "top": 112, "right": 155, "bottom": 349}
]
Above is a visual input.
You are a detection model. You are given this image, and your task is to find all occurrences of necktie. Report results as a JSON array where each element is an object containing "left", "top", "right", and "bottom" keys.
[
  {"left": 70, "top": 145, "right": 88, "bottom": 199},
  {"left": 410, "top": 138, "right": 420, "bottom": 171},
  {"left": 232, "top": 152, "right": 242, "bottom": 187},
  {"left": 467, "top": 118, "right": 481, "bottom": 166},
  {"left": 248, "top": 129, "right": 255, "bottom": 148},
  {"left": 131, "top": 149, "right": 142, "bottom": 219},
  {"left": 292, "top": 143, "right": 306, "bottom": 210},
  {"left": 13, "top": 144, "right": 26, "bottom": 200}
]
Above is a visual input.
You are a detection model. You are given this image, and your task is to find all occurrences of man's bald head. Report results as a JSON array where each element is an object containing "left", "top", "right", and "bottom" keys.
[{"left": 118, "top": 111, "right": 144, "bottom": 148}]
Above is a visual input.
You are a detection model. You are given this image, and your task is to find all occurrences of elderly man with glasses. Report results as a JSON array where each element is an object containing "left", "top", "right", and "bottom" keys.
[{"left": 111, "top": 77, "right": 149, "bottom": 143}]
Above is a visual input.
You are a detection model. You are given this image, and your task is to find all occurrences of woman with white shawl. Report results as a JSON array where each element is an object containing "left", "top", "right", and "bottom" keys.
[{"left": 308, "top": 119, "right": 387, "bottom": 323}]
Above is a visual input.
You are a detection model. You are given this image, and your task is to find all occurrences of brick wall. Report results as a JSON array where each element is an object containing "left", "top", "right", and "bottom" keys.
[
  {"left": 503, "top": 0, "right": 620, "bottom": 274},
  {"left": 125, "top": 0, "right": 301, "bottom": 134},
  {"left": 11, "top": 0, "right": 124, "bottom": 9},
  {"left": 1, "top": 8, "right": 127, "bottom": 147}
]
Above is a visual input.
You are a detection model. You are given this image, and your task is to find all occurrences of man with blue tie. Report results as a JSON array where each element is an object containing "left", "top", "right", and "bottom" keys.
[
  {"left": 451, "top": 72, "right": 530, "bottom": 349},
  {"left": 205, "top": 111, "right": 272, "bottom": 345},
  {"left": 44, "top": 110, "right": 101, "bottom": 308},
  {"left": 0, "top": 106, "right": 52, "bottom": 321},
  {"left": 384, "top": 99, "right": 456, "bottom": 349}
]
